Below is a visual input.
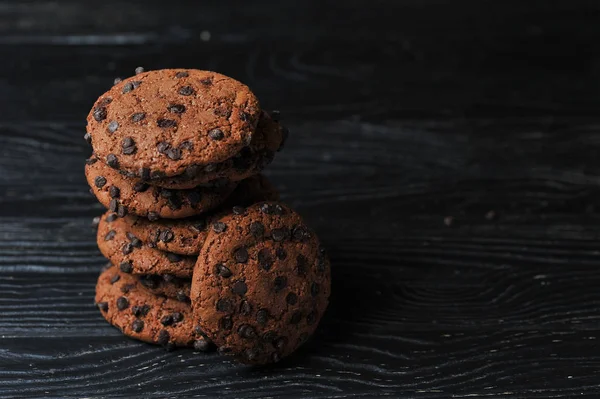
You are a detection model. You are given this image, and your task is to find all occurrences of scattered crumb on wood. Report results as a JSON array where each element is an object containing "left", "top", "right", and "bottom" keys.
[
  {"left": 444, "top": 216, "right": 454, "bottom": 227},
  {"left": 485, "top": 210, "right": 496, "bottom": 220}
]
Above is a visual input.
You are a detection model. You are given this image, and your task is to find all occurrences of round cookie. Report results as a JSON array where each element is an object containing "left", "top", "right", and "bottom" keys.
[
  {"left": 86, "top": 157, "right": 237, "bottom": 219},
  {"left": 123, "top": 174, "right": 280, "bottom": 255},
  {"left": 86, "top": 69, "right": 261, "bottom": 179},
  {"left": 97, "top": 211, "right": 195, "bottom": 278},
  {"left": 149, "top": 111, "right": 285, "bottom": 189},
  {"left": 95, "top": 266, "right": 210, "bottom": 350},
  {"left": 137, "top": 274, "right": 191, "bottom": 302},
  {"left": 190, "top": 202, "right": 331, "bottom": 364}
]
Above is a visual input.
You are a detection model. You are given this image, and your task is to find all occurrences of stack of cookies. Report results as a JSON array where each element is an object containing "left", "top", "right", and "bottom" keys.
[{"left": 86, "top": 68, "right": 331, "bottom": 364}]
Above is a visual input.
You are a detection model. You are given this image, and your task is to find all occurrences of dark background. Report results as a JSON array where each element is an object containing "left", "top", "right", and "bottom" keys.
[{"left": 1, "top": 0, "right": 600, "bottom": 397}]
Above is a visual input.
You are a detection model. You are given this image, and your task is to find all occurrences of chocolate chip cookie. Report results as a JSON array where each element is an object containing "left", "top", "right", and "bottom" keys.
[
  {"left": 86, "top": 156, "right": 237, "bottom": 219},
  {"left": 190, "top": 202, "right": 331, "bottom": 364},
  {"left": 122, "top": 174, "right": 280, "bottom": 255},
  {"left": 95, "top": 265, "right": 210, "bottom": 349},
  {"left": 87, "top": 69, "right": 261, "bottom": 179},
  {"left": 148, "top": 111, "right": 285, "bottom": 189},
  {"left": 97, "top": 211, "right": 195, "bottom": 277}
]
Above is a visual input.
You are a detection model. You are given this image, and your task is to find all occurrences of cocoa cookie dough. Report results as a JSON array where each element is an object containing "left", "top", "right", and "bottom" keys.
[
  {"left": 122, "top": 174, "right": 280, "bottom": 255},
  {"left": 86, "top": 157, "right": 237, "bottom": 219},
  {"left": 190, "top": 202, "right": 331, "bottom": 364},
  {"left": 137, "top": 274, "right": 191, "bottom": 302},
  {"left": 86, "top": 69, "right": 261, "bottom": 179},
  {"left": 97, "top": 211, "right": 195, "bottom": 278},
  {"left": 95, "top": 265, "right": 210, "bottom": 350},
  {"left": 149, "top": 111, "right": 286, "bottom": 189}
]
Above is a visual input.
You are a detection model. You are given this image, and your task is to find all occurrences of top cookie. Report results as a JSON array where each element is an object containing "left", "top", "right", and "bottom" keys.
[{"left": 86, "top": 69, "right": 261, "bottom": 178}]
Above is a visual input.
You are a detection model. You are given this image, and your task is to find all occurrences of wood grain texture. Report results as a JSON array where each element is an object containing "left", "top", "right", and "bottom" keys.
[{"left": 1, "top": 0, "right": 600, "bottom": 397}]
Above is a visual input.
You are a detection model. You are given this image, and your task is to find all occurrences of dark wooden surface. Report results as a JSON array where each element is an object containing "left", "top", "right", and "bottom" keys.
[{"left": 2, "top": 0, "right": 600, "bottom": 397}]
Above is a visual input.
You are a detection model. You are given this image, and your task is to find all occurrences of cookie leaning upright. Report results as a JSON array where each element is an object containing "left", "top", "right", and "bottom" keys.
[
  {"left": 190, "top": 202, "right": 331, "bottom": 365},
  {"left": 86, "top": 69, "right": 261, "bottom": 180}
]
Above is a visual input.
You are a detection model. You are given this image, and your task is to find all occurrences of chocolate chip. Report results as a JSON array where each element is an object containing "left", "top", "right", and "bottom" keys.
[
  {"left": 135, "top": 66, "right": 144, "bottom": 74},
  {"left": 166, "top": 147, "right": 182, "bottom": 160},
  {"left": 156, "top": 141, "right": 170, "bottom": 154},
  {"left": 131, "top": 112, "right": 146, "bottom": 122},
  {"left": 131, "top": 304, "right": 150, "bottom": 317},
  {"left": 212, "top": 222, "right": 227, "bottom": 233},
  {"left": 179, "top": 140, "right": 193, "bottom": 150},
  {"left": 274, "top": 276, "right": 287, "bottom": 292},
  {"left": 110, "top": 274, "right": 120, "bottom": 284},
  {"left": 306, "top": 310, "right": 317, "bottom": 325},
  {"left": 238, "top": 324, "right": 256, "bottom": 339},
  {"left": 159, "top": 229, "right": 174, "bottom": 243},
  {"left": 286, "top": 292, "right": 298, "bottom": 305},
  {"left": 93, "top": 106, "right": 107, "bottom": 122},
  {"left": 187, "top": 190, "right": 202, "bottom": 206},
  {"left": 108, "top": 199, "right": 118, "bottom": 212},
  {"left": 239, "top": 111, "right": 250, "bottom": 122},
  {"left": 175, "top": 71, "right": 189, "bottom": 78},
  {"left": 271, "top": 110, "right": 280, "bottom": 121},
  {"left": 233, "top": 247, "right": 249, "bottom": 263},
  {"left": 208, "top": 128, "right": 224, "bottom": 141},
  {"left": 104, "top": 230, "right": 116, "bottom": 241},
  {"left": 131, "top": 319, "right": 144, "bottom": 333},
  {"left": 122, "top": 243, "right": 133, "bottom": 255},
  {"left": 86, "top": 157, "right": 97, "bottom": 166},
  {"left": 220, "top": 316, "right": 233, "bottom": 330},
  {"left": 131, "top": 237, "right": 142, "bottom": 248},
  {"left": 271, "top": 228, "right": 288, "bottom": 242},
  {"left": 249, "top": 222, "right": 265, "bottom": 238},
  {"left": 289, "top": 311, "right": 302, "bottom": 325},
  {"left": 97, "top": 302, "right": 108, "bottom": 312},
  {"left": 113, "top": 77, "right": 122, "bottom": 85},
  {"left": 232, "top": 206, "right": 245, "bottom": 215},
  {"left": 260, "top": 203, "right": 284, "bottom": 215},
  {"left": 117, "top": 204, "right": 128, "bottom": 218},
  {"left": 200, "top": 77, "right": 212, "bottom": 85},
  {"left": 106, "top": 154, "right": 119, "bottom": 169},
  {"left": 311, "top": 282, "right": 320, "bottom": 297},
  {"left": 178, "top": 86, "right": 195, "bottom": 96},
  {"left": 106, "top": 213, "right": 118, "bottom": 222},
  {"left": 245, "top": 348, "right": 258, "bottom": 362},
  {"left": 204, "top": 164, "right": 217, "bottom": 172},
  {"left": 191, "top": 220, "right": 206, "bottom": 232},
  {"left": 167, "top": 195, "right": 182, "bottom": 210},
  {"left": 108, "top": 120, "right": 119, "bottom": 133},
  {"left": 158, "top": 119, "right": 178, "bottom": 129},
  {"left": 84, "top": 133, "right": 92, "bottom": 144},
  {"left": 167, "top": 104, "right": 186, "bottom": 114},
  {"left": 240, "top": 300, "right": 252, "bottom": 316},
  {"left": 157, "top": 329, "right": 170, "bottom": 346},
  {"left": 116, "top": 296, "right": 129, "bottom": 311},
  {"left": 122, "top": 82, "right": 134, "bottom": 93},
  {"left": 213, "top": 107, "right": 231, "bottom": 117},
  {"left": 147, "top": 212, "right": 160, "bottom": 221},
  {"left": 216, "top": 298, "right": 233, "bottom": 312},
  {"left": 122, "top": 137, "right": 136, "bottom": 155},
  {"left": 139, "top": 167, "right": 151, "bottom": 180},
  {"left": 274, "top": 336, "right": 288, "bottom": 350},
  {"left": 193, "top": 339, "right": 211, "bottom": 352},
  {"left": 263, "top": 331, "right": 277, "bottom": 342},
  {"left": 172, "top": 312, "right": 184, "bottom": 323},
  {"left": 292, "top": 225, "right": 310, "bottom": 241},
  {"left": 299, "top": 332, "right": 309, "bottom": 344},
  {"left": 166, "top": 253, "right": 182, "bottom": 263},
  {"left": 257, "top": 249, "right": 274, "bottom": 271},
  {"left": 139, "top": 275, "right": 158, "bottom": 289},
  {"left": 119, "top": 261, "right": 133, "bottom": 273},
  {"left": 109, "top": 186, "right": 120, "bottom": 198},
  {"left": 232, "top": 280, "right": 248, "bottom": 296},
  {"left": 94, "top": 176, "right": 107, "bottom": 188},
  {"left": 133, "top": 182, "right": 149, "bottom": 192},
  {"left": 163, "top": 274, "right": 175, "bottom": 283},
  {"left": 256, "top": 309, "right": 269, "bottom": 326},
  {"left": 215, "top": 263, "right": 232, "bottom": 278},
  {"left": 272, "top": 353, "right": 281, "bottom": 363},
  {"left": 132, "top": 81, "right": 141, "bottom": 89},
  {"left": 176, "top": 291, "right": 189, "bottom": 302},
  {"left": 292, "top": 256, "right": 307, "bottom": 278},
  {"left": 161, "top": 314, "right": 174, "bottom": 326}
]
